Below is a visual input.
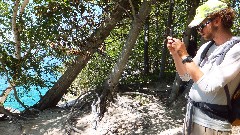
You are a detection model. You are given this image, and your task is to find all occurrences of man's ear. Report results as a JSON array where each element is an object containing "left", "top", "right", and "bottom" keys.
[{"left": 213, "top": 17, "right": 221, "bottom": 26}]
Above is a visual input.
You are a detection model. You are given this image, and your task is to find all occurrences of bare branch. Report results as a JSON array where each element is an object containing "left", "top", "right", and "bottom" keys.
[
  {"left": 116, "top": 1, "right": 132, "bottom": 19},
  {"left": 18, "top": 0, "right": 31, "bottom": 59},
  {"left": 20, "top": 0, "right": 29, "bottom": 16},
  {"left": 0, "top": 87, "right": 12, "bottom": 105},
  {"left": 129, "top": 0, "right": 136, "bottom": 18},
  {"left": 12, "top": 85, "right": 28, "bottom": 110},
  {"left": 109, "top": 0, "right": 151, "bottom": 86},
  {"left": 0, "top": 56, "right": 27, "bottom": 110},
  {"left": 0, "top": 58, "right": 14, "bottom": 106},
  {"left": 12, "top": 0, "right": 21, "bottom": 59}
]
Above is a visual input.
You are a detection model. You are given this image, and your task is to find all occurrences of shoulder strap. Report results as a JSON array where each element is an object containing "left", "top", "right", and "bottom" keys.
[
  {"left": 199, "top": 40, "right": 215, "bottom": 66},
  {"left": 199, "top": 39, "right": 240, "bottom": 66},
  {"left": 220, "top": 39, "right": 240, "bottom": 108},
  {"left": 224, "top": 85, "right": 232, "bottom": 109},
  {"left": 216, "top": 40, "right": 240, "bottom": 65}
]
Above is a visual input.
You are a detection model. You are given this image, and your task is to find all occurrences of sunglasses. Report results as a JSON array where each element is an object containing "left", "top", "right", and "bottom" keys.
[{"left": 196, "top": 19, "right": 213, "bottom": 32}]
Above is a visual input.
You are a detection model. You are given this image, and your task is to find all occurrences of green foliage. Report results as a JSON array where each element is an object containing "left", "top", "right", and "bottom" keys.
[
  {"left": 0, "top": 0, "right": 107, "bottom": 108},
  {"left": 72, "top": 0, "right": 240, "bottom": 89},
  {"left": 69, "top": 23, "right": 129, "bottom": 91}
]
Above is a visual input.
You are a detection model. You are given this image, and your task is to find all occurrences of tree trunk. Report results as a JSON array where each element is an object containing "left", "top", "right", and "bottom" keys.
[
  {"left": 169, "top": 0, "right": 200, "bottom": 103},
  {"left": 153, "top": 6, "right": 161, "bottom": 72},
  {"left": 107, "top": 0, "right": 152, "bottom": 95},
  {"left": 144, "top": 16, "right": 150, "bottom": 74},
  {"left": 34, "top": 0, "right": 131, "bottom": 110},
  {"left": 159, "top": 0, "right": 174, "bottom": 79},
  {"left": 91, "top": 0, "right": 152, "bottom": 129}
]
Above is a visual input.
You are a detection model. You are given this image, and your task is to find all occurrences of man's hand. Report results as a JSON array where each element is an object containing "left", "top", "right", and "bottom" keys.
[
  {"left": 167, "top": 36, "right": 188, "bottom": 58},
  {"left": 167, "top": 36, "right": 177, "bottom": 55}
]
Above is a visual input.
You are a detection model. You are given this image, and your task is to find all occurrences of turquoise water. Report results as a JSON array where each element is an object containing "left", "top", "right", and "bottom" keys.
[
  {"left": 0, "top": 57, "right": 62, "bottom": 111},
  {"left": 0, "top": 77, "right": 52, "bottom": 111}
]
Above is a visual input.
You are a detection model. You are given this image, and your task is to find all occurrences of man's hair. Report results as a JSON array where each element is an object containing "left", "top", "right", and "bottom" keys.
[{"left": 209, "top": 7, "right": 236, "bottom": 29}]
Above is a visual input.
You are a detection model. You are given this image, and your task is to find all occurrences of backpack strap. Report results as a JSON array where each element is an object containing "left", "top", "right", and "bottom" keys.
[
  {"left": 199, "top": 39, "right": 240, "bottom": 66},
  {"left": 199, "top": 40, "right": 215, "bottom": 66},
  {"left": 216, "top": 40, "right": 240, "bottom": 65},
  {"left": 221, "top": 39, "right": 240, "bottom": 109},
  {"left": 224, "top": 85, "right": 232, "bottom": 109}
]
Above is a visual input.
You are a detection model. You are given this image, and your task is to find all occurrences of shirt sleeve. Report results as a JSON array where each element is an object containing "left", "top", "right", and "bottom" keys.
[
  {"left": 196, "top": 43, "right": 240, "bottom": 93},
  {"left": 179, "top": 73, "right": 191, "bottom": 81}
]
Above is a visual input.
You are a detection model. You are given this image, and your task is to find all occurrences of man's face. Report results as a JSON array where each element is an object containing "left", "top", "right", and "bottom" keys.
[{"left": 197, "top": 18, "right": 218, "bottom": 40}]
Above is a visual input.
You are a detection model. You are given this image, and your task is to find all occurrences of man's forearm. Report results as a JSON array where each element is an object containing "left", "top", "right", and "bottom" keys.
[
  {"left": 182, "top": 60, "right": 204, "bottom": 82},
  {"left": 172, "top": 53, "right": 187, "bottom": 76},
  {"left": 172, "top": 53, "right": 204, "bottom": 82},
  {"left": 176, "top": 45, "right": 204, "bottom": 82},
  {"left": 167, "top": 36, "right": 204, "bottom": 82}
]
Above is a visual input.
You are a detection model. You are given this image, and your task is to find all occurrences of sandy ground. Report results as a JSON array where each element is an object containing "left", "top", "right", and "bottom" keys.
[{"left": 0, "top": 83, "right": 239, "bottom": 135}]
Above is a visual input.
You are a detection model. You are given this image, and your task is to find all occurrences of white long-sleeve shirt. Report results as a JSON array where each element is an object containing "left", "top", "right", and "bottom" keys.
[{"left": 183, "top": 36, "right": 240, "bottom": 131}]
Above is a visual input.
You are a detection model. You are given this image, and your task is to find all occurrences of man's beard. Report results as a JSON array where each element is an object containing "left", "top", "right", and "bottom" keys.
[{"left": 204, "top": 25, "right": 218, "bottom": 41}]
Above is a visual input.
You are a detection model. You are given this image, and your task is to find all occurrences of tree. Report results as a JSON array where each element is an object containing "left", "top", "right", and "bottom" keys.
[
  {"left": 144, "top": 16, "right": 150, "bottom": 74},
  {"left": 34, "top": 0, "right": 132, "bottom": 110},
  {"left": 0, "top": 0, "right": 131, "bottom": 114},
  {"left": 159, "top": 0, "right": 174, "bottom": 79},
  {"left": 169, "top": 0, "right": 200, "bottom": 103},
  {"left": 91, "top": 0, "right": 152, "bottom": 128},
  {"left": 0, "top": 0, "right": 36, "bottom": 114}
]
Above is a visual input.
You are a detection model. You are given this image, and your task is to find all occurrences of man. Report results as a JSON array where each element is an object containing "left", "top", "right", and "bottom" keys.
[{"left": 167, "top": 0, "right": 240, "bottom": 134}]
